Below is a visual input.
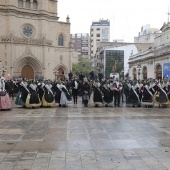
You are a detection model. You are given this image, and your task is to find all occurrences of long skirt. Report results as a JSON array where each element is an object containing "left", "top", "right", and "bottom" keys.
[
  {"left": 141, "top": 89, "right": 153, "bottom": 106},
  {"left": 42, "top": 91, "right": 55, "bottom": 107},
  {"left": 0, "top": 93, "right": 12, "bottom": 110},
  {"left": 93, "top": 87, "right": 103, "bottom": 103},
  {"left": 154, "top": 89, "right": 169, "bottom": 104},
  {"left": 60, "top": 91, "right": 69, "bottom": 106},
  {"left": 127, "top": 89, "right": 140, "bottom": 106},
  {"left": 15, "top": 91, "right": 25, "bottom": 106}
]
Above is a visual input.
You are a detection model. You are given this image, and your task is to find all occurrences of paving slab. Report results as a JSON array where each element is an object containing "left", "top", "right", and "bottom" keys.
[{"left": 0, "top": 100, "right": 170, "bottom": 169}]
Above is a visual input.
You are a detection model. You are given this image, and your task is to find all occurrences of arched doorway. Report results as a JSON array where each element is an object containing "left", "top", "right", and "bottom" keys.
[
  {"left": 13, "top": 57, "right": 42, "bottom": 79},
  {"left": 143, "top": 66, "right": 147, "bottom": 80},
  {"left": 155, "top": 64, "right": 162, "bottom": 80},
  {"left": 56, "top": 68, "right": 65, "bottom": 80},
  {"left": 21, "top": 65, "right": 34, "bottom": 79},
  {"left": 133, "top": 68, "right": 137, "bottom": 80}
]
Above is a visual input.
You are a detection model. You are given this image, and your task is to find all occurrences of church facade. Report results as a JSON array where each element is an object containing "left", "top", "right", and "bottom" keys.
[{"left": 0, "top": 0, "right": 73, "bottom": 80}]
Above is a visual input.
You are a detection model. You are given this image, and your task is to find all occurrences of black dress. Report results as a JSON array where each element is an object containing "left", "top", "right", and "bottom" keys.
[
  {"left": 29, "top": 85, "right": 40, "bottom": 104},
  {"left": 102, "top": 84, "right": 113, "bottom": 104},
  {"left": 141, "top": 86, "right": 153, "bottom": 105},
  {"left": 93, "top": 85, "right": 103, "bottom": 103},
  {"left": 126, "top": 87, "right": 140, "bottom": 106}
]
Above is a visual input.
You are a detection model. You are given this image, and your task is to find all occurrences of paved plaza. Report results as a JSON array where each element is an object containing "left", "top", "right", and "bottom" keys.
[{"left": 0, "top": 100, "right": 170, "bottom": 170}]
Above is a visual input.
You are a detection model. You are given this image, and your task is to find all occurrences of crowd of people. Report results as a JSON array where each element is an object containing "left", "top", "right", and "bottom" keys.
[{"left": 0, "top": 74, "right": 170, "bottom": 110}]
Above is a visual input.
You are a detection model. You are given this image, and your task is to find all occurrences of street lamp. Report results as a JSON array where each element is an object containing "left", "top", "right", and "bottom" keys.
[{"left": 137, "top": 64, "right": 141, "bottom": 80}]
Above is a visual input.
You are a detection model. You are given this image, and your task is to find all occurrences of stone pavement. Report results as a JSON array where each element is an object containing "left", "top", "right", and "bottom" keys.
[{"left": 0, "top": 99, "right": 170, "bottom": 170}]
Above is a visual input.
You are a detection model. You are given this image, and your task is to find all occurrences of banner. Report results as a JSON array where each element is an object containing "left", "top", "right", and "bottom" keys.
[{"left": 163, "top": 62, "right": 170, "bottom": 80}]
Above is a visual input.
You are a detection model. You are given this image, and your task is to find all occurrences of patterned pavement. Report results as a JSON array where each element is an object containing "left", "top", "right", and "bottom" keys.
[{"left": 0, "top": 99, "right": 170, "bottom": 170}]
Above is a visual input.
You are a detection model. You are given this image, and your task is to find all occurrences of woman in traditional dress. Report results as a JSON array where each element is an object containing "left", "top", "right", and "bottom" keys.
[
  {"left": 154, "top": 82, "right": 169, "bottom": 107},
  {"left": 141, "top": 82, "right": 154, "bottom": 107},
  {"left": 93, "top": 79, "right": 103, "bottom": 107},
  {"left": 42, "top": 80, "right": 55, "bottom": 107},
  {"left": 15, "top": 79, "right": 25, "bottom": 106},
  {"left": 126, "top": 81, "right": 140, "bottom": 107},
  {"left": 54, "top": 80, "right": 62, "bottom": 107},
  {"left": 26, "top": 80, "right": 41, "bottom": 108},
  {"left": 20, "top": 78, "right": 29, "bottom": 107},
  {"left": 0, "top": 77, "right": 12, "bottom": 110},
  {"left": 59, "top": 81, "right": 72, "bottom": 107},
  {"left": 37, "top": 79, "right": 45, "bottom": 106},
  {"left": 102, "top": 80, "right": 113, "bottom": 107}
]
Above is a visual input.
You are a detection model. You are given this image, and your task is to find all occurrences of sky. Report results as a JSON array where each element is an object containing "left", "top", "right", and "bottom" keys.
[{"left": 58, "top": 0, "right": 170, "bottom": 42}]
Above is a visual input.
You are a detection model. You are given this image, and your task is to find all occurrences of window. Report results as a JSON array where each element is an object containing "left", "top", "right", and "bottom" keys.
[
  {"left": 18, "top": 0, "right": 23, "bottom": 8},
  {"left": 58, "top": 34, "right": 64, "bottom": 46},
  {"left": 26, "top": 0, "right": 30, "bottom": 9},
  {"left": 33, "top": 0, "right": 38, "bottom": 10},
  {"left": 96, "top": 34, "right": 100, "bottom": 37}
]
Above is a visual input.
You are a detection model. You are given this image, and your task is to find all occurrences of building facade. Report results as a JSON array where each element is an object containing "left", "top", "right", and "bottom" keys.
[
  {"left": 134, "top": 24, "right": 161, "bottom": 43},
  {"left": 71, "top": 33, "right": 90, "bottom": 59},
  {"left": 95, "top": 42, "right": 152, "bottom": 78},
  {"left": 0, "top": 0, "right": 74, "bottom": 80},
  {"left": 90, "top": 19, "right": 110, "bottom": 58},
  {"left": 129, "top": 22, "right": 170, "bottom": 80}
]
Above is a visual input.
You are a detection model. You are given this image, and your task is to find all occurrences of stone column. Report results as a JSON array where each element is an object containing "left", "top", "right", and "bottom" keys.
[
  {"left": 23, "top": 0, "right": 26, "bottom": 8},
  {"left": 30, "top": 0, "right": 33, "bottom": 9}
]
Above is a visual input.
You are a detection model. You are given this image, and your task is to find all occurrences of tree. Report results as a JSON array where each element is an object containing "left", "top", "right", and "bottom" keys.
[{"left": 72, "top": 56, "right": 93, "bottom": 77}]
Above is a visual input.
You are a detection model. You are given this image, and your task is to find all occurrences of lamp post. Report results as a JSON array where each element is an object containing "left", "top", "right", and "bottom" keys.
[{"left": 137, "top": 64, "right": 141, "bottom": 80}]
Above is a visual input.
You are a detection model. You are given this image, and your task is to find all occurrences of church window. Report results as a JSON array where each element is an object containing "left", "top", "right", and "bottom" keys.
[
  {"left": 26, "top": 0, "right": 31, "bottom": 9},
  {"left": 33, "top": 0, "right": 38, "bottom": 10},
  {"left": 18, "top": 0, "right": 23, "bottom": 8},
  {"left": 58, "top": 34, "right": 64, "bottom": 46}
]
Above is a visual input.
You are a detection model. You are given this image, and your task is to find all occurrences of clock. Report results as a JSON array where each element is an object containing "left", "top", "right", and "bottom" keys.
[{"left": 23, "top": 25, "right": 33, "bottom": 38}]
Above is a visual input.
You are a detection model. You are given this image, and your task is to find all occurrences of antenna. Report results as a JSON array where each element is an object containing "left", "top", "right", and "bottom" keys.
[{"left": 167, "top": 6, "right": 170, "bottom": 23}]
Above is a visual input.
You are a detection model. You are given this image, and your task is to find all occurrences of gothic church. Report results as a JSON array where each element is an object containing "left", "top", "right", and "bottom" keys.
[{"left": 0, "top": 0, "right": 73, "bottom": 79}]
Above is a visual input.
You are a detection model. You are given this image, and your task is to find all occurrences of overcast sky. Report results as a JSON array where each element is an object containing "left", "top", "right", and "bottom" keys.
[{"left": 58, "top": 0, "right": 169, "bottom": 42}]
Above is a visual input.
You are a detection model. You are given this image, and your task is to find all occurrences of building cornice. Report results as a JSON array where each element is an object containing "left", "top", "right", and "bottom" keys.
[
  {"left": 0, "top": 5, "right": 59, "bottom": 21},
  {"left": 0, "top": 35, "right": 53, "bottom": 46}
]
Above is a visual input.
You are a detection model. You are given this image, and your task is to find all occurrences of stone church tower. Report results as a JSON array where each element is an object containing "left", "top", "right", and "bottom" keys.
[{"left": 0, "top": 0, "right": 73, "bottom": 79}]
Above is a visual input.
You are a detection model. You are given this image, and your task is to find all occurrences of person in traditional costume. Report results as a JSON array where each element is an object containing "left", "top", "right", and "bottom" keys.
[
  {"left": 26, "top": 80, "right": 41, "bottom": 108},
  {"left": 71, "top": 77, "right": 79, "bottom": 104},
  {"left": 162, "top": 77, "right": 170, "bottom": 101},
  {"left": 20, "top": 78, "right": 29, "bottom": 107},
  {"left": 136, "top": 80, "right": 143, "bottom": 102},
  {"left": 149, "top": 79, "right": 157, "bottom": 95},
  {"left": 15, "top": 79, "right": 24, "bottom": 106},
  {"left": 54, "top": 80, "right": 62, "bottom": 107},
  {"left": 82, "top": 78, "right": 90, "bottom": 107},
  {"left": 102, "top": 80, "right": 113, "bottom": 107},
  {"left": 141, "top": 82, "right": 154, "bottom": 107},
  {"left": 154, "top": 81, "right": 169, "bottom": 107},
  {"left": 0, "top": 77, "right": 12, "bottom": 110},
  {"left": 59, "top": 81, "right": 72, "bottom": 107},
  {"left": 37, "top": 79, "right": 45, "bottom": 106},
  {"left": 93, "top": 79, "right": 103, "bottom": 107},
  {"left": 6, "top": 79, "right": 15, "bottom": 100},
  {"left": 42, "top": 80, "right": 55, "bottom": 107},
  {"left": 123, "top": 80, "right": 130, "bottom": 102},
  {"left": 126, "top": 81, "right": 140, "bottom": 107}
]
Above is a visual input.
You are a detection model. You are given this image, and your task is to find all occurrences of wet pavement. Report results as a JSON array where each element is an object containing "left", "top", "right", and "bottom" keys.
[{"left": 0, "top": 99, "right": 170, "bottom": 170}]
